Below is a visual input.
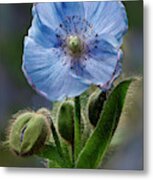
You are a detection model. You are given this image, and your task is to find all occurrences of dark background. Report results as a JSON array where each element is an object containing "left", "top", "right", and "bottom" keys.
[{"left": 0, "top": 1, "right": 143, "bottom": 169}]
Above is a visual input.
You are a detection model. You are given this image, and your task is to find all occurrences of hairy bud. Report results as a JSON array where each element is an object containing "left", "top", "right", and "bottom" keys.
[
  {"left": 87, "top": 90, "right": 107, "bottom": 126},
  {"left": 57, "top": 101, "right": 74, "bottom": 143},
  {"left": 8, "top": 109, "right": 51, "bottom": 156}
]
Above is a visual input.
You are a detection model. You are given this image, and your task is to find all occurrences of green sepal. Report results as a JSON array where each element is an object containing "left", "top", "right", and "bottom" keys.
[
  {"left": 76, "top": 79, "right": 133, "bottom": 168},
  {"left": 9, "top": 112, "right": 34, "bottom": 154},
  {"left": 20, "top": 114, "right": 50, "bottom": 156}
]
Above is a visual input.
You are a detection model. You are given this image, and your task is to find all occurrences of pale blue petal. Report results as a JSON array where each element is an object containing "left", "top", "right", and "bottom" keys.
[
  {"left": 100, "top": 49, "right": 123, "bottom": 91},
  {"left": 54, "top": 2, "right": 84, "bottom": 18},
  {"left": 35, "top": 2, "right": 84, "bottom": 33},
  {"left": 28, "top": 14, "right": 60, "bottom": 48},
  {"left": 22, "top": 37, "right": 89, "bottom": 101},
  {"left": 34, "top": 3, "right": 63, "bottom": 31},
  {"left": 71, "top": 35, "right": 119, "bottom": 86},
  {"left": 83, "top": 2, "right": 128, "bottom": 44},
  {"left": 87, "top": 34, "right": 120, "bottom": 59}
]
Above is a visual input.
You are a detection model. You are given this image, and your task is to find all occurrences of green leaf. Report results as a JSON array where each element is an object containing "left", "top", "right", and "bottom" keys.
[
  {"left": 36, "top": 144, "right": 65, "bottom": 168},
  {"left": 76, "top": 79, "right": 133, "bottom": 168},
  {"left": 48, "top": 160, "right": 62, "bottom": 168}
]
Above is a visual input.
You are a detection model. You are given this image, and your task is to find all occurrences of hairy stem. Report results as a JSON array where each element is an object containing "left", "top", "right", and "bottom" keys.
[
  {"left": 74, "top": 96, "right": 81, "bottom": 162},
  {"left": 50, "top": 121, "right": 63, "bottom": 158}
]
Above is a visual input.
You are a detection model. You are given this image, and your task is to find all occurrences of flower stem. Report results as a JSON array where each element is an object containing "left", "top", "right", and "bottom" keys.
[
  {"left": 74, "top": 96, "right": 81, "bottom": 162},
  {"left": 50, "top": 119, "right": 73, "bottom": 167},
  {"left": 50, "top": 120, "right": 63, "bottom": 158}
]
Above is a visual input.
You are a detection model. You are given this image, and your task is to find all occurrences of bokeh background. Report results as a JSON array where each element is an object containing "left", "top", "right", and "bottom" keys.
[{"left": 0, "top": 1, "right": 143, "bottom": 169}]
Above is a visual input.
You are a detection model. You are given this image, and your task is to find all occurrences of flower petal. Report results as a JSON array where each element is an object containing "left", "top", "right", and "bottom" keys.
[
  {"left": 100, "top": 49, "right": 123, "bottom": 91},
  {"left": 35, "top": 2, "right": 84, "bottom": 32},
  {"left": 71, "top": 34, "right": 120, "bottom": 87},
  {"left": 22, "top": 37, "right": 89, "bottom": 101},
  {"left": 54, "top": 2, "right": 84, "bottom": 19},
  {"left": 83, "top": 1, "right": 128, "bottom": 44},
  {"left": 28, "top": 13, "right": 60, "bottom": 48}
]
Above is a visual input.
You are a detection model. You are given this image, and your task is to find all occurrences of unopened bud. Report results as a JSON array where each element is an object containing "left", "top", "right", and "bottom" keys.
[
  {"left": 87, "top": 90, "right": 107, "bottom": 126},
  {"left": 8, "top": 109, "right": 51, "bottom": 156},
  {"left": 57, "top": 101, "right": 74, "bottom": 143}
]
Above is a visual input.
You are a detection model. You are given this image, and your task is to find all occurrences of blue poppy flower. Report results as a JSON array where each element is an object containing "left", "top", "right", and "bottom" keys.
[{"left": 22, "top": 2, "right": 128, "bottom": 101}]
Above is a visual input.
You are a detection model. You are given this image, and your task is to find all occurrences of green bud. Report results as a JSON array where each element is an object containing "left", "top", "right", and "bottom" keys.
[
  {"left": 87, "top": 90, "right": 107, "bottom": 127},
  {"left": 57, "top": 101, "right": 74, "bottom": 143},
  {"left": 9, "top": 110, "right": 51, "bottom": 156},
  {"left": 37, "top": 108, "right": 52, "bottom": 123}
]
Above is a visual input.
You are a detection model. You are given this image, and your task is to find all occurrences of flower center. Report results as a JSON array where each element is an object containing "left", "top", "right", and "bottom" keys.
[{"left": 67, "top": 36, "right": 83, "bottom": 56}]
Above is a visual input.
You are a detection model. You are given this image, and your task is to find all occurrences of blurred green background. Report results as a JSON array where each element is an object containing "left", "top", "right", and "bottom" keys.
[{"left": 0, "top": 1, "right": 143, "bottom": 169}]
